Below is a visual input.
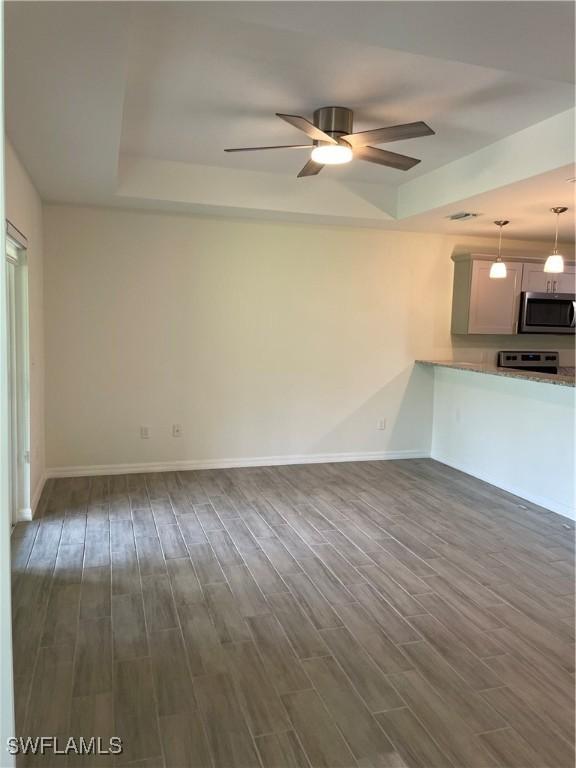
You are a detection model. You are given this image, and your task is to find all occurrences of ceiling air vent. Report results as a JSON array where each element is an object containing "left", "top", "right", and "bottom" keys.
[{"left": 447, "top": 211, "right": 480, "bottom": 221}]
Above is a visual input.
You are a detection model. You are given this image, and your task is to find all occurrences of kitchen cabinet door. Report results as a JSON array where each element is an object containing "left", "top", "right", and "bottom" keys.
[
  {"left": 521, "top": 263, "right": 552, "bottom": 293},
  {"left": 551, "top": 267, "right": 576, "bottom": 293},
  {"left": 468, "top": 261, "right": 522, "bottom": 334},
  {"left": 521, "top": 263, "right": 576, "bottom": 293}
]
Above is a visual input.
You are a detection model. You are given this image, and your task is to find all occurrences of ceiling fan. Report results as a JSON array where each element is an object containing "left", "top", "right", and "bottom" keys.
[{"left": 224, "top": 106, "right": 434, "bottom": 178}]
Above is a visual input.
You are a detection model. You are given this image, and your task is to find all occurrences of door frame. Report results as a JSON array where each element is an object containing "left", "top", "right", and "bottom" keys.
[{"left": 5, "top": 221, "right": 30, "bottom": 524}]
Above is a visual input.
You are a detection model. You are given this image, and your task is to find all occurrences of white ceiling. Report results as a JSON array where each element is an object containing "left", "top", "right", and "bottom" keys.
[
  {"left": 5, "top": 1, "right": 576, "bottom": 239},
  {"left": 121, "top": 3, "right": 573, "bottom": 186}
]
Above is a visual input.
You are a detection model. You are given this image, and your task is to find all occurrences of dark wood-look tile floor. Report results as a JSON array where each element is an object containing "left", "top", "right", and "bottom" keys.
[{"left": 11, "top": 459, "right": 575, "bottom": 768}]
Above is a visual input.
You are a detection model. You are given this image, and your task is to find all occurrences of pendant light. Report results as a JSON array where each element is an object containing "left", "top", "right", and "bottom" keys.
[
  {"left": 544, "top": 206, "right": 567, "bottom": 273},
  {"left": 489, "top": 220, "right": 509, "bottom": 279}
]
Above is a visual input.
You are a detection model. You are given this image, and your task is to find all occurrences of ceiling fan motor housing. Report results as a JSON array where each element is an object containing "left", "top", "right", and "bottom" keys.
[{"left": 313, "top": 106, "right": 353, "bottom": 144}]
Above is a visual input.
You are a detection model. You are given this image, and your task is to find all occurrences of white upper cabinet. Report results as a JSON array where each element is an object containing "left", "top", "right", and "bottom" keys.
[
  {"left": 451, "top": 257, "right": 522, "bottom": 335},
  {"left": 467, "top": 260, "right": 523, "bottom": 334},
  {"left": 452, "top": 256, "right": 575, "bottom": 335},
  {"left": 552, "top": 268, "right": 576, "bottom": 294},
  {"left": 521, "top": 263, "right": 553, "bottom": 293},
  {"left": 521, "top": 262, "right": 576, "bottom": 294}
]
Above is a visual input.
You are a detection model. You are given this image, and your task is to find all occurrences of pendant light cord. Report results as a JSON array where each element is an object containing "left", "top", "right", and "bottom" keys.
[
  {"left": 494, "top": 220, "right": 508, "bottom": 259},
  {"left": 550, "top": 206, "right": 568, "bottom": 255},
  {"left": 554, "top": 213, "right": 559, "bottom": 254}
]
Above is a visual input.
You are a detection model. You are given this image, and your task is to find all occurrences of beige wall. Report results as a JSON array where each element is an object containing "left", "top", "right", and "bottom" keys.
[
  {"left": 44, "top": 205, "right": 451, "bottom": 470},
  {"left": 6, "top": 140, "right": 45, "bottom": 506},
  {"left": 44, "top": 204, "right": 571, "bottom": 473}
]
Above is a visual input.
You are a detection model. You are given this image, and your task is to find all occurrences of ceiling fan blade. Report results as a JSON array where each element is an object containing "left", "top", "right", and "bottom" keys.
[
  {"left": 297, "top": 159, "right": 324, "bottom": 178},
  {"left": 276, "top": 113, "right": 337, "bottom": 144},
  {"left": 224, "top": 144, "right": 311, "bottom": 152},
  {"left": 343, "top": 121, "right": 434, "bottom": 148},
  {"left": 354, "top": 145, "right": 421, "bottom": 171}
]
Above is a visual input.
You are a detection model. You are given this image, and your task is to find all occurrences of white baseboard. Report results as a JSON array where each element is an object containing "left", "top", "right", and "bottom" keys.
[
  {"left": 433, "top": 453, "right": 575, "bottom": 521},
  {"left": 46, "top": 449, "right": 430, "bottom": 479},
  {"left": 30, "top": 473, "right": 47, "bottom": 516},
  {"left": 14, "top": 506, "right": 33, "bottom": 523}
]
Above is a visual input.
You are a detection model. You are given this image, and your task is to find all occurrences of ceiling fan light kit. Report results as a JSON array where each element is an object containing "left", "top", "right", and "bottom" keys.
[
  {"left": 310, "top": 144, "right": 353, "bottom": 165},
  {"left": 224, "top": 106, "right": 434, "bottom": 177}
]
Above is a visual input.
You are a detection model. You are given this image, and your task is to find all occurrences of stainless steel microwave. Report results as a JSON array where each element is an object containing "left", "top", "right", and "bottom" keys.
[{"left": 519, "top": 292, "right": 576, "bottom": 334}]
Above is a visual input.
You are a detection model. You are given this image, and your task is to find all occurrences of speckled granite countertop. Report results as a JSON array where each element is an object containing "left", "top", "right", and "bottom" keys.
[{"left": 416, "top": 360, "right": 575, "bottom": 388}]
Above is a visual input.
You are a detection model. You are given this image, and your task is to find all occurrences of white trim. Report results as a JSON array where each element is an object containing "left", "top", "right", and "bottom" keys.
[
  {"left": 30, "top": 472, "right": 46, "bottom": 515},
  {"left": 45, "top": 449, "right": 430, "bottom": 479},
  {"left": 434, "top": 454, "right": 575, "bottom": 521},
  {"left": 5, "top": 240, "right": 30, "bottom": 525},
  {"left": 14, "top": 506, "right": 32, "bottom": 523},
  {"left": 6, "top": 220, "right": 28, "bottom": 250}
]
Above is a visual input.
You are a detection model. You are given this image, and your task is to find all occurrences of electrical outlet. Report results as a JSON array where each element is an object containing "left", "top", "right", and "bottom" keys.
[
  {"left": 140, "top": 426, "right": 151, "bottom": 439},
  {"left": 376, "top": 419, "right": 387, "bottom": 431},
  {"left": 172, "top": 424, "right": 183, "bottom": 438}
]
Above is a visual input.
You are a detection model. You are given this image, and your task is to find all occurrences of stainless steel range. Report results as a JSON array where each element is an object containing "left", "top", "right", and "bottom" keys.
[{"left": 498, "top": 351, "right": 559, "bottom": 374}]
